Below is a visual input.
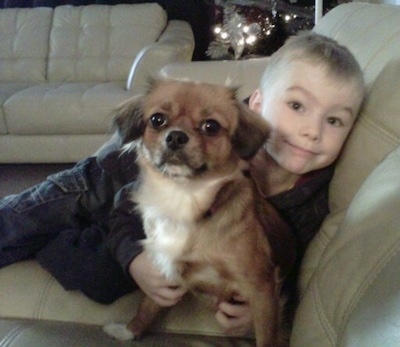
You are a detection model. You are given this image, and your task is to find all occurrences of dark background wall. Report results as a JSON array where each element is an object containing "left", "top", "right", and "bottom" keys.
[{"left": 0, "top": 0, "right": 214, "bottom": 61}]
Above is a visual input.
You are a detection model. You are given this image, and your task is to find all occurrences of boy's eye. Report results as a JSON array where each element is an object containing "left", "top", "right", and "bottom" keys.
[
  {"left": 327, "top": 117, "right": 344, "bottom": 127},
  {"left": 150, "top": 113, "right": 168, "bottom": 129},
  {"left": 288, "top": 101, "right": 303, "bottom": 112},
  {"left": 200, "top": 119, "right": 221, "bottom": 136}
]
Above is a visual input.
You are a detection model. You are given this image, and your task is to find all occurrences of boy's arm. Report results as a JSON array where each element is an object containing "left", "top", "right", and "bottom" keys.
[
  {"left": 107, "top": 184, "right": 187, "bottom": 306},
  {"left": 107, "top": 184, "right": 145, "bottom": 275}
]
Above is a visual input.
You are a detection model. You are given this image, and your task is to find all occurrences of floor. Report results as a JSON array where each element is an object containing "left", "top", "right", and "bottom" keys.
[{"left": 0, "top": 163, "right": 73, "bottom": 197}]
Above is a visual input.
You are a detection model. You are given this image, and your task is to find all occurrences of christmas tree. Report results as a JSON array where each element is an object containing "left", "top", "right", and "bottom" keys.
[{"left": 206, "top": 0, "right": 348, "bottom": 60}]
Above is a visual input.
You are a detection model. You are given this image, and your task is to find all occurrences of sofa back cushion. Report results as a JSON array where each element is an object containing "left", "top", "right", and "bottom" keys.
[
  {"left": 313, "top": 3, "right": 400, "bottom": 213},
  {"left": 330, "top": 57, "right": 400, "bottom": 213},
  {"left": 0, "top": 7, "right": 53, "bottom": 82},
  {"left": 293, "top": 144, "right": 400, "bottom": 347},
  {"left": 314, "top": 3, "right": 400, "bottom": 87},
  {"left": 47, "top": 4, "right": 167, "bottom": 83}
]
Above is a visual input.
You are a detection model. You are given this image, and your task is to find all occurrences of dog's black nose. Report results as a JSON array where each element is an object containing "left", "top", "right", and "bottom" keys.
[{"left": 166, "top": 131, "right": 189, "bottom": 150}]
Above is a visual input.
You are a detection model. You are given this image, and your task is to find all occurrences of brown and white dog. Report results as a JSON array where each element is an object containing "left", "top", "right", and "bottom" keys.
[{"left": 103, "top": 79, "right": 296, "bottom": 347}]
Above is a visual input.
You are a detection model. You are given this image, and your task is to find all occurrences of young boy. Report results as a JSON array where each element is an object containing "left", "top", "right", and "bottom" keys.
[
  {"left": 211, "top": 32, "right": 365, "bottom": 335},
  {"left": 0, "top": 32, "right": 365, "bottom": 336}
]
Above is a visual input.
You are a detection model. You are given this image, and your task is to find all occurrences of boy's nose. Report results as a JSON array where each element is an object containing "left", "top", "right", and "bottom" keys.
[{"left": 300, "top": 120, "right": 322, "bottom": 141}]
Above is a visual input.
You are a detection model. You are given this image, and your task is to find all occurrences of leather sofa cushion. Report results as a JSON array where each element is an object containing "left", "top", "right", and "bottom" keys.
[
  {"left": 292, "top": 144, "right": 400, "bottom": 347},
  {"left": 0, "top": 8, "right": 53, "bottom": 83},
  {"left": 47, "top": 4, "right": 167, "bottom": 83},
  {"left": 330, "top": 57, "right": 400, "bottom": 211},
  {"left": 0, "top": 318, "right": 254, "bottom": 347},
  {"left": 0, "top": 261, "right": 250, "bottom": 339},
  {"left": 313, "top": 3, "right": 400, "bottom": 87},
  {"left": 0, "top": 83, "right": 36, "bottom": 134},
  {"left": 4, "top": 82, "right": 132, "bottom": 135}
]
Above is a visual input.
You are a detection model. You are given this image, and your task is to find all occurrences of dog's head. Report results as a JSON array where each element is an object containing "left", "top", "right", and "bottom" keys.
[{"left": 114, "top": 79, "right": 269, "bottom": 179}]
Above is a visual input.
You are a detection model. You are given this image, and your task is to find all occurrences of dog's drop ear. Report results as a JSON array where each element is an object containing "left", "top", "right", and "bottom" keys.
[
  {"left": 113, "top": 95, "right": 146, "bottom": 144},
  {"left": 232, "top": 102, "right": 270, "bottom": 160}
]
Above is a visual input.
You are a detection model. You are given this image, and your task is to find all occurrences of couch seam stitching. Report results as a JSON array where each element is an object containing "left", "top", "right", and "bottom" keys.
[
  {"left": 33, "top": 274, "right": 54, "bottom": 318},
  {"left": 312, "top": 279, "right": 337, "bottom": 346},
  {"left": 0, "top": 321, "right": 34, "bottom": 347},
  {"left": 358, "top": 114, "right": 400, "bottom": 146},
  {"left": 337, "top": 237, "right": 400, "bottom": 345}
]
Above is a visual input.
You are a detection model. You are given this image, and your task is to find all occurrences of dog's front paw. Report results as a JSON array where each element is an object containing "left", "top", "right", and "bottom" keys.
[{"left": 103, "top": 323, "right": 135, "bottom": 341}]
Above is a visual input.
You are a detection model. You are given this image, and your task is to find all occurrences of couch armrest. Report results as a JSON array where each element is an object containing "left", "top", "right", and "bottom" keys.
[
  {"left": 159, "top": 57, "right": 270, "bottom": 100},
  {"left": 292, "top": 145, "right": 400, "bottom": 346},
  {"left": 126, "top": 20, "right": 195, "bottom": 94}
]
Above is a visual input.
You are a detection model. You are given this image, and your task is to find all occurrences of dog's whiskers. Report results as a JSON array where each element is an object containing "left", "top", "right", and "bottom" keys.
[{"left": 120, "top": 141, "right": 138, "bottom": 156}]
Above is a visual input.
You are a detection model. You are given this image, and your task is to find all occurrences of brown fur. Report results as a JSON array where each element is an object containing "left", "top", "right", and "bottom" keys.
[{"left": 109, "top": 80, "right": 296, "bottom": 347}]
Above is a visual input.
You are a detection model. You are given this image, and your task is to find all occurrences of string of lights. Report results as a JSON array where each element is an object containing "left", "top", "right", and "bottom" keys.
[{"left": 206, "top": 0, "right": 347, "bottom": 60}]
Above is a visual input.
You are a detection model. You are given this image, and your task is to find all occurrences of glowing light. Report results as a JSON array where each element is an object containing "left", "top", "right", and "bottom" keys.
[
  {"left": 214, "top": 26, "right": 222, "bottom": 34},
  {"left": 246, "top": 35, "right": 257, "bottom": 45},
  {"left": 220, "top": 32, "right": 229, "bottom": 40}
]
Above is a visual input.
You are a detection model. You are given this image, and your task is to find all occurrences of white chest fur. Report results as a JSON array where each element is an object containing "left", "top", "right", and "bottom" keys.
[{"left": 133, "top": 166, "right": 231, "bottom": 281}]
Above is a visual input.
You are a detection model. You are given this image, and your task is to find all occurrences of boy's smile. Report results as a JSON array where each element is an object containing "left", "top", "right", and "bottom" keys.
[
  {"left": 285, "top": 140, "right": 319, "bottom": 159},
  {"left": 249, "top": 61, "right": 363, "bottom": 176}
]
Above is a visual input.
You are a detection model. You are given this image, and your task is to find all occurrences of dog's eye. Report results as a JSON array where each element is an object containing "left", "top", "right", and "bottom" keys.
[
  {"left": 150, "top": 113, "right": 168, "bottom": 129},
  {"left": 201, "top": 119, "right": 221, "bottom": 136}
]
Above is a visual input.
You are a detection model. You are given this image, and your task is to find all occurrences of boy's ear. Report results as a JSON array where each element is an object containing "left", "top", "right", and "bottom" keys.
[
  {"left": 248, "top": 89, "right": 263, "bottom": 114},
  {"left": 113, "top": 95, "right": 146, "bottom": 144},
  {"left": 232, "top": 101, "right": 270, "bottom": 160}
]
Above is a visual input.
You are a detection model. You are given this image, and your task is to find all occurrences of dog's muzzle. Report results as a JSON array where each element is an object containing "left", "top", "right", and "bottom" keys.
[
  {"left": 166, "top": 130, "right": 189, "bottom": 150},
  {"left": 156, "top": 130, "right": 208, "bottom": 178}
]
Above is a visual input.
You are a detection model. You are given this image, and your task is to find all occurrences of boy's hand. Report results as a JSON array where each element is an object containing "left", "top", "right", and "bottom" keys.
[
  {"left": 215, "top": 296, "right": 253, "bottom": 336},
  {"left": 129, "top": 253, "right": 252, "bottom": 335},
  {"left": 129, "top": 252, "right": 187, "bottom": 307}
]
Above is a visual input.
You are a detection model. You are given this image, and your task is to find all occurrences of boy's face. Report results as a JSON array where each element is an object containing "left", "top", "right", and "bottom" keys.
[{"left": 249, "top": 61, "right": 363, "bottom": 175}]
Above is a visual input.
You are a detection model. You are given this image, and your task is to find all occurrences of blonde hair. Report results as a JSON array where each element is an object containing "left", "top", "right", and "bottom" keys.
[{"left": 260, "top": 32, "right": 365, "bottom": 99}]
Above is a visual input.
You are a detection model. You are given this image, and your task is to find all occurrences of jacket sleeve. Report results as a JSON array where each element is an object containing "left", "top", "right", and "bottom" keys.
[
  {"left": 268, "top": 165, "right": 334, "bottom": 258},
  {"left": 107, "top": 183, "right": 145, "bottom": 275}
]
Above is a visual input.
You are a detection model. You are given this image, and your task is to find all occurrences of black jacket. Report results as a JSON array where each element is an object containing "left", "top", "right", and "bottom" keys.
[{"left": 37, "top": 139, "right": 334, "bottom": 304}]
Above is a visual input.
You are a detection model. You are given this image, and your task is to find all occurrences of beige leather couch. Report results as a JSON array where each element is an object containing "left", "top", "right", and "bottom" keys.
[
  {"left": 0, "top": 3, "right": 194, "bottom": 163},
  {"left": 1, "top": 3, "right": 400, "bottom": 346}
]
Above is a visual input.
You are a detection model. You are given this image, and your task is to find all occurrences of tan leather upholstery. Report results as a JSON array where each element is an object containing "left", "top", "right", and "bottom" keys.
[
  {"left": 0, "top": 318, "right": 254, "bottom": 346},
  {"left": 0, "top": 8, "right": 53, "bottom": 83},
  {"left": 0, "top": 4, "right": 194, "bottom": 163}
]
